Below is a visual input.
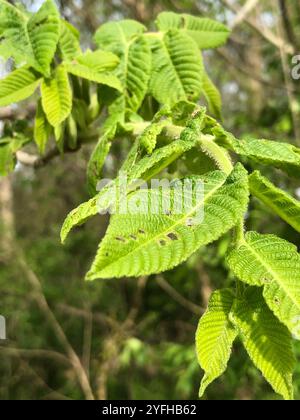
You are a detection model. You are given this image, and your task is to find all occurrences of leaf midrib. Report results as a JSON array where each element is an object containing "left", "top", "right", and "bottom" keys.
[
  {"left": 93, "top": 174, "right": 228, "bottom": 275},
  {"left": 242, "top": 237, "right": 300, "bottom": 311}
]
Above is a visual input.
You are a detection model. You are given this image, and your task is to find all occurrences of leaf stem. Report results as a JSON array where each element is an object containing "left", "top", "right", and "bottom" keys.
[{"left": 198, "top": 135, "right": 233, "bottom": 175}]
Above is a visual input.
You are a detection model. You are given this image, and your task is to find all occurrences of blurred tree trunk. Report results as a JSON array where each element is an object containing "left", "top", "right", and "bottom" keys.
[{"left": 0, "top": 177, "right": 15, "bottom": 259}]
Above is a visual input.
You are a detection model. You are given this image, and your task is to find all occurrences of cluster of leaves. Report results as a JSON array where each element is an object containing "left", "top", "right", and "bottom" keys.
[{"left": 1, "top": 0, "right": 300, "bottom": 401}]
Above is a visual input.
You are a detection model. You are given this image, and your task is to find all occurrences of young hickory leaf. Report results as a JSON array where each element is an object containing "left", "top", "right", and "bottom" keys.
[
  {"left": 0, "top": 0, "right": 30, "bottom": 65},
  {"left": 213, "top": 126, "right": 300, "bottom": 178},
  {"left": 41, "top": 66, "right": 73, "bottom": 127},
  {"left": 156, "top": 12, "right": 230, "bottom": 49},
  {"left": 0, "top": 67, "right": 41, "bottom": 107},
  {"left": 26, "top": 0, "right": 60, "bottom": 76},
  {"left": 63, "top": 61, "right": 122, "bottom": 92},
  {"left": 76, "top": 50, "right": 120, "bottom": 72},
  {"left": 59, "top": 20, "right": 81, "bottom": 61},
  {"left": 94, "top": 20, "right": 151, "bottom": 112},
  {"left": 87, "top": 128, "right": 116, "bottom": 196},
  {"left": 228, "top": 232, "right": 300, "bottom": 339},
  {"left": 0, "top": 0, "right": 60, "bottom": 76},
  {"left": 230, "top": 288, "right": 295, "bottom": 400},
  {"left": 149, "top": 30, "right": 204, "bottom": 106},
  {"left": 86, "top": 164, "right": 249, "bottom": 280},
  {"left": 139, "top": 119, "right": 171, "bottom": 155},
  {"left": 249, "top": 171, "right": 300, "bottom": 233},
  {"left": 34, "top": 100, "right": 52, "bottom": 154},
  {"left": 196, "top": 289, "right": 237, "bottom": 397}
]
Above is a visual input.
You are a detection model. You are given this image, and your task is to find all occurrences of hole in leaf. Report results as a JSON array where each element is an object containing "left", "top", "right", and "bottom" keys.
[
  {"left": 115, "top": 236, "right": 126, "bottom": 243},
  {"left": 159, "top": 240, "right": 167, "bottom": 246},
  {"left": 167, "top": 233, "right": 178, "bottom": 241},
  {"left": 186, "top": 218, "right": 194, "bottom": 227},
  {"left": 138, "top": 229, "right": 145, "bottom": 235},
  {"left": 129, "top": 235, "right": 137, "bottom": 241},
  {"left": 274, "top": 297, "right": 281, "bottom": 306}
]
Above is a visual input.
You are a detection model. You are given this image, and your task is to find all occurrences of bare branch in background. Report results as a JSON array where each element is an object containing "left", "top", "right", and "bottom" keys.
[
  {"left": 221, "top": 0, "right": 295, "bottom": 54},
  {"left": 156, "top": 276, "right": 204, "bottom": 315},
  {"left": 231, "top": 0, "right": 260, "bottom": 29}
]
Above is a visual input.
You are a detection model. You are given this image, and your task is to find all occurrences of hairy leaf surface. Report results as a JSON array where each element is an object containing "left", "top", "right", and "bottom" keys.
[
  {"left": 94, "top": 20, "right": 150, "bottom": 112},
  {"left": 149, "top": 30, "right": 204, "bottom": 106},
  {"left": 86, "top": 164, "right": 248, "bottom": 279},
  {"left": 59, "top": 20, "right": 81, "bottom": 61},
  {"left": 230, "top": 288, "right": 295, "bottom": 400},
  {"left": 249, "top": 171, "right": 300, "bottom": 232},
  {"left": 0, "top": 0, "right": 60, "bottom": 76},
  {"left": 196, "top": 289, "right": 237, "bottom": 397},
  {"left": 228, "top": 232, "right": 300, "bottom": 339},
  {"left": 213, "top": 126, "right": 300, "bottom": 177}
]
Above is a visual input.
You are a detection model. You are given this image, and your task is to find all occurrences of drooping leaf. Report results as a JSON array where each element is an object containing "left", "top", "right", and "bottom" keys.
[
  {"left": 86, "top": 164, "right": 249, "bottom": 279},
  {"left": 0, "top": 143, "right": 15, "bottom": 176},
  {"left": 94, "top": 19, "right": 146, "bottom": 49},
  {"left": 60, "top": 111, "right": 207, "bottom": 243},
  {"left": 196, "top": 289, "right": 237, "bottom": 397},
  {"left": 60, "top": 135, "right": 198, "bottom": 244},
  {"left": 63, "top": 62, "right": 122, "bottom": 92},
  {"left": 76, "top": 50, "right": 119, "bottom": 72},
  {"left": 213, "top": 125, "right": 300, "bottom": 177},
  {"left": 34, "top": 99, "right": 52, "bottom": 154},
  {"left": 156, "top": 12, "right": 230, "bottom": 49},
  {"left": 59, "top": 20, "right": 81, "bottom": 61},
  {"left": 230, "top": 288, "right": 295, "bottom": 401},
  {"left": 66, "top": 113, "right": 78, "bottom": 150},
  {"left": 0, "top": 67, "right": 41, "bottom": 107},
  {"left": 202, "top": 71, "right": 222, "bottom": 119},
  {"left": 87, "top": 124, "right": 117, "bottom": 196},
  {"left": 94, "top": 20, "right": 151, "bottom": 112},
  {"left": 249, "top": 171, "right": 300, "bottom": 233},
  {"left": 149, "top": 30, "right": 204, "bottom": 106},
  {"left": 0, "top": 135, "right": 30, "bottom": 176},
  {"left": 228, "top": 232, "right": 300, "bottom": 339},
  {"left": 41, "top": 66, "right": 73, "bottom": 127}
]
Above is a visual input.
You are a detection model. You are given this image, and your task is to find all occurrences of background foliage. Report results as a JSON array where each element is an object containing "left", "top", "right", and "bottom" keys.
[{"left": 1, "top": 0, "right": 300, "bottom": 400}]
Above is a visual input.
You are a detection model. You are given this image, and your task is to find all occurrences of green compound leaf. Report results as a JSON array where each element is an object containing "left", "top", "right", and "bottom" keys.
[
  {"left": 86, "top": 164, "right": 248, "bottom": 279},
  {"left": 230, "top": 288, "right": 295, "bottom": 401},
  {"left": 228, "top": 232, "right": 300, "bottom": 340},
  {"left": 196, "top": 289, "right": 237, "bottom": 397}
]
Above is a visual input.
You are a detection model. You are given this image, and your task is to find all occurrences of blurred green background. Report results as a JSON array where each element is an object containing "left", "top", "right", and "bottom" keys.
[{"left": 0, "top": 0, "right": 300, "bottom": 400}]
